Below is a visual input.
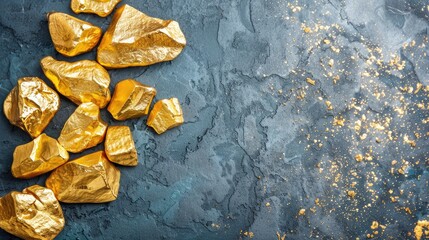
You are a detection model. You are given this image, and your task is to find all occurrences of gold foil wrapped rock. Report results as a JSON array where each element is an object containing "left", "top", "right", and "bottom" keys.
[
  {"left": 40, "top": 56, "right": 111, "bottom": 108},
  {"left": 107, "top": 79, "right": 157, "bottom": 120},
  {"left": 58, "top": 102, "right": 108, "bottom": 153},
  {"left": 97, "top": 4, "right": 186, "bottom": 68},
  {"left": 46, "top": 151, "right": 120, "bottom": 203},
  {"left": 12, "top": 133, "right": 69, "bottom": 179},
  {"left": 105, "top": 126, "right": 138, "bottom": 166},
  {"left": 48, "top": 12, "right": 102, "bottom": 57},
  {"left": 0, "top": 185, "right": 65, "bottom": 240},
  {"left": 71, "top": 0, "right": 121, "bottom": 17},
  {"left": 147, "top": 98, "right": 184, "bottom": 134},
  {"left": 3, "top": 77, "right": 60, "bottom": 138}
]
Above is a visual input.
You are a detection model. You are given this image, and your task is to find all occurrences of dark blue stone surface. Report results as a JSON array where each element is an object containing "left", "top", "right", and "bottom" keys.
[{"left": 0, "top": 0, "right": 428, "bottom": 239}]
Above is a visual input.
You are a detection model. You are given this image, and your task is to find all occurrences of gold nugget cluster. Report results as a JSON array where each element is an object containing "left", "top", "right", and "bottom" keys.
[{"left": 0, "top": 2, "right": 186, "bottom": 239}]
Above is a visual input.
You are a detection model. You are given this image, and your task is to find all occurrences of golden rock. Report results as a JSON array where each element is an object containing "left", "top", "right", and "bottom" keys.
[
  {"left": 105, "top": 126, "right": 138, "bottom": 166},
  {"left": 12, "top": 133, "right": 69, "bottom": 179},
  {"left": 48, "top": 12, "right": 102, "bottom": 57},
  {"left": 107, "top": 79, "right": 157, "bottom": 120},
  {"left": 71, "top": 0, "right": 121, "bottom": 17},
  {"left": 97, "top": 4, "right": 186, "bottom": 68},
  {"left": 58, "top": 102, "right": 108, "bottom": 153},
  {"left": 3, "top": 77, "right": 60, "bottom": 138},
  {"left": 46, "top": 151, "right": 120, "bottom": 203},
  {"left": 0, "top": 185, "right": 65, "bottom": 240},
  {"left": 40, "top": 56, "right": 111, "bottom": 108},
  {"left": 147, "top": 98, "right": 184, "bottom": 134}
]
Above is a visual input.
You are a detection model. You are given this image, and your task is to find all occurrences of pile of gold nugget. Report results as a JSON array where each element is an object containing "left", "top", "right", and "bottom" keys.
[{"left": 0, "top": 1, "right": 186, "bottom": 239}]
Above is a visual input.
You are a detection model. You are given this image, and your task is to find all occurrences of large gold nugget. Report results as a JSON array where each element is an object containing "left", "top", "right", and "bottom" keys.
[
  {"left": 40, "top": 56, "right": 111, "bottom": 108},
  {"left": 107, "top": 79, "right": 156, "bottom": 120},
  {"left": 97, "top": 4, "right": 186, "bottom": 68},
  {"left": 71, "top": 0, "right": 121, "bottom": 17},
  {"left": 3, "top": 77, "right": 60, "bottom": 138},
  {"left": 0, "top": 185, "right": 65, "bottom": 240},
  {"left": 46, "top": 151, "right": 120, "bottom": 203},
  {"left": 105, "top": 126, "right": 138, "bottom": 166},
  {"left": 147, "top": 98, "right": 184, "bottom": 134},
  {"left": 58, "top": 102, "right": 107, "bottom": 153},
  {"left": 12, "top": 133, "right": 69, "bottom": 179},
  {"left": 48, "top": 12, "right": 102, "bottom": 57}
]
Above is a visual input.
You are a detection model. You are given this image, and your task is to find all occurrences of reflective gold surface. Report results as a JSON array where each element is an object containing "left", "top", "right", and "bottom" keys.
[
  {"left": 40, "top": 56, "right": 111, "bottom": 108},
  {"left": 48, "top": 12, "right": 102, "bottom": 57},
  {"left": 105, "top": 126, "right": 138, "bottom": 166},
  {"left": 147, "top": 98, "right": 184, "bottom": 134},
  {"left": 3, "top": 77, "right": 60, "bottom": 138},
  {"left": 107, "top": 79, "right": 157, "bottom": 120},
  {"left": 415, "top": 220, "right": 429, "bottom": 240},
  {"left": 46, "top": 151, "right": 121, "bottom": 203},
  {"left": 97, "top": 4, "right": 186, "bottom": 68},
  {"left": 12, "top": 133, "right": 69, "bottom": 179},
  {"left": 58, "top": 102, "right": 108, "bottom": 153},
  {"left": 71, "top": 0, "right": 121, "bottom": 17},
  {"left": 0, "top": 185, "right": 65, "bottom": 240}
]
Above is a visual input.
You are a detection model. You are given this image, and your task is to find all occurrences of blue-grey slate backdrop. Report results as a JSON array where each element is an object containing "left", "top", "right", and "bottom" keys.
[{"left": 0, "top": 0, "right": 428, "bottom": 239}]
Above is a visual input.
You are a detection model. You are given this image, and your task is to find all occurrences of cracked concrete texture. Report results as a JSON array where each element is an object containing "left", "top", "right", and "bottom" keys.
[{"left": 0, "top": 0, "right": 428, "bottom": 239}]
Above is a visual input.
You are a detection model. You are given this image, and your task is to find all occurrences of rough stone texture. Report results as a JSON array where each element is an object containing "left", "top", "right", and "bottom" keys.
[{"left": 0, "top": 0, "right": 428, "bottom": 239}]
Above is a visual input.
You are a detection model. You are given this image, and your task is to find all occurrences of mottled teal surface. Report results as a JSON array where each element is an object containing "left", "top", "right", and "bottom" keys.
[{"left": 0, "top": 0, "right": 428, "bottom": 239}]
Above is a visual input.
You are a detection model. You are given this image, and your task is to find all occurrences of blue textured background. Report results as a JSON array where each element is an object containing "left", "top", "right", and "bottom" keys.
[{"left": 0, "top": 0, "right": 428, "bottom": 239}]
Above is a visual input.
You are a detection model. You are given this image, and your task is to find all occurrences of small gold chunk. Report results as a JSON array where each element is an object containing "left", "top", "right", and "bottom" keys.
[
  {"left": 58, "top": 102, "right": 108, "bottom": 153},
  {"left": 105, "top": 126, "right": 138, "bottom": 166},
  {"left": 0, "top": 185, "right": 65, "bottom": 240},
  {"left": 46, "top": 151, "right": 121, "bottom": 203},
  {"left": 3, "top": 77, "right": 60, "bottom": 138},
  {"left": 415, "top": 220, "right": 429, "bottom": 240},
  {"left": 12, "top": 133, "right": 69, "bottom": 179},
  {"left": 107, "top": 79, "right": 157, "bottom": 120},
  {"left": 40, "top": 56, "right": 111, "bottom": 108},
  {"left": 71, "top": 0, "right": 121, "bottom": 17},
  {"left": 97, "top": 4, "right": 186, "bottom": 68},
  {"left": 48, "top": 12, "right": 102, "bottom": 57},
  {"left": 147, "top": 98, "right": 184, "bottom": 134}
]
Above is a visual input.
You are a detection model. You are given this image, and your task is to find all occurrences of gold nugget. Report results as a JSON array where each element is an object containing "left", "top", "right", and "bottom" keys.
[
  {"left": 48, "top": 12, "right": 102, "bottom": 57},
  {"left": 71, "top": 0, "right": 121, "bottom": 17},
  {"left": 97, "top": 4, "right": 186, "bottom": 68},
  {"left": 107, "top": 79, "right": 157, "bottom": 120},
  {"left": 58, "top": 102, "right": 107, "bottom": 153},
  {"left": 40, "top": 56, "right": 111, "bottom": 108},
  {"left": 105, "top": 126, "right": 138, "bottom": 166},
  {"left": 3, "top": 77, "right": 60, "bottom": 138},
  {"left": 0, "top": 185, "right": 65, "bottom": 240},
  {"left": 147, "top": 98, "right": 184, "bottom": 134},
  {"left": 46, "top": 151, "right": 120, "bottom": 203},
  {"left": 12, "top": 133, "right": 69, "bottom": 179}
]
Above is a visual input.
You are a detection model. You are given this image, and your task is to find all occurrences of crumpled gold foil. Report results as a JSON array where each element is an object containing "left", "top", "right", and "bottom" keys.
[
  {"left": 107, "top": 79, "right": 157, "bottom": 120},
  {"left": 0, "top": 185, "right": 65, "bottom": 240},
  {"left": 71, "top": 0, "right": 121, "bottom": 17},
  {"left": 105, "top": 126, "right": 138, "bottom": 166},
  {"left": 40, "top": 56, "right": 111, "bottom": 108},
  {"left": 3, "top": 77, "right": 60, "bottom": 138},
  {"left": 147, "top": 98, "right": 184, "bottom": 134},
  {"left": 46, "top": 151, "right": 121, "bottom": 203},
  {"left": 58, "top": 102, "right": 108, "bottom": 153},
  {"left": 48, "top": 12, "right": 102, "bottom": 57},
  {"left": 97, "top": 4, "right": 186, "bottom": 68},
  {"left": 12, "top": 133, "right": 69, "bottom": 179}
]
